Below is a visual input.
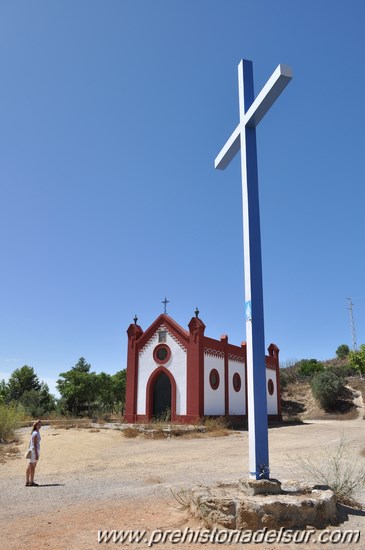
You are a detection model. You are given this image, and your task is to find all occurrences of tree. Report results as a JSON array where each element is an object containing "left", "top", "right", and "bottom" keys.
[
  {"left": 112, "top": 370, "right": 127, "bottom": 415},
  {"left": 336, "top": 344, "right": 350, "bottom": 359},
  {"left": 349, "top": 345, "right": 365, "bottom": 375},
  {"left": 57, "top": 358, "right": 99, "bottom": 416},
  {"left": 95, "top": 372, "right": 115, "bottom": 414},
  {"left": 6, "top": 366, "right": 41, "bottom": 402},
  {"left": 0, "top": 379, "right": 8, "bottom": 404},
  {"left": 85, "top": 370, "right": 127, "bottom": 416},
  {"left": 1, "top": 366, "right": 56, "bottom": 416},
  {"left": 297, "top": 359, "right": 324, "bottom": 378},
  {"left": 20, "top": 383, "right": 56, "bottom": 417},
  {"left": 311, "top": 370, "right": 347, "bottom": 410}
]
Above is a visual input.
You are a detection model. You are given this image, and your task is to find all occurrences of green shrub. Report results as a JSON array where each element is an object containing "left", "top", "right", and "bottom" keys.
[
  {"left": 297, "top": 359, "right": 324, "bottom": 378},
  {"left": 349, "top": 345, "right": 365, "bottom": 376},
  {"left": 326, "top": 363, "right": 357, "bottom": 379},
  {"left": 0, "top": 403, "right": 22, "bottom": 441},
  {"left": 310, "top": 370, "right": 346, "bottom": 410}
]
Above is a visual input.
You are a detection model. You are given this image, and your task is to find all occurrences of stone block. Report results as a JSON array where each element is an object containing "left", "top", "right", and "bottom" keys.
[{"left": 239, "top": 478, "right": 282, "bottom": 495}]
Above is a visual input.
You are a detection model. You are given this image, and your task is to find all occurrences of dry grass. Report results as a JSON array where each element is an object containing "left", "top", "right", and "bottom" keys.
[
  {"left": 50, "top": 419, "right": 93, "bottom": 430},
  {"left": 169, "top": 488, "right": 191, "bottom": 511},
  {"left": 121, "top": 419, "right": 231, "bottom": 440},
  {"left": 122, "top": 427, "right": 140, "bottom": 438},
  {"left": 295, "top": 437, "right": 365, "bottom": 506},
  {"left": 143, "top": 430, "right": 167, "bottom": 440},
  {"left": 0, "top": 438, "right": 21, "bottom": 465}
]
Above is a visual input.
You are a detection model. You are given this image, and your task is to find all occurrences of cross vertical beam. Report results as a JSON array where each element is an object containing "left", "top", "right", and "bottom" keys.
[
  {"left": 162, "top": 297, "right": 170, "bottom": 314},
  {"left": 215, "top": 59, "right": 292, "bottom": 480},
  {"left": 240, "top": 60, "right": 269, "bottom": 480}
]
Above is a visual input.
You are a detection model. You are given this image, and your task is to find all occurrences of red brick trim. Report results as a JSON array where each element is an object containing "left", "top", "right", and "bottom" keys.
[
  {"left": 221, "top": 335, "right": 229, "bottom": 415},
  {"left": 125, "top": 322, "right": 143, "bottom": 423},
  {"left": 187, "top": 316, "right": 205, "bottom": 418}
]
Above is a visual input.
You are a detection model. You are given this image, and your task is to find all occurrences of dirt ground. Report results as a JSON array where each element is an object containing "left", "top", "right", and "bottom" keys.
[{"left": 1, "top": 416, "right": 365, "bottom": 550}]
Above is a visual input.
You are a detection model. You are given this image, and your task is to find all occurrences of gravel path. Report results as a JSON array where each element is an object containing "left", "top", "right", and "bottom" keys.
[{"left": 1, "top": 419, "right": 365, "bottom": 549}]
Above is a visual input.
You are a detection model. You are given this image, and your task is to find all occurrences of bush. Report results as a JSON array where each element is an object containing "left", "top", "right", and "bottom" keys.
[
  {"left": 297, "top": 359, "right": 324, "bottom": 378},
  {"left": 123, "top": 427, "right": 140, "bottom": 438},
  {"left": 0, "top": 403, "right": 22, "bottom": 441},
  {"left": 296, "top": 437, "right": 365, "bottom": 505},
  {"left": 326, "top": 363, "right": 357, "bottom": 379},
  {"left": 310, "top": 370, "right": 347, "bottom": 410}
]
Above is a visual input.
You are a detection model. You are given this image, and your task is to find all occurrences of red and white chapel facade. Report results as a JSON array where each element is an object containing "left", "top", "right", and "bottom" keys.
[{"left": 125, "top": 312, "right": 281, "bottom": 424}]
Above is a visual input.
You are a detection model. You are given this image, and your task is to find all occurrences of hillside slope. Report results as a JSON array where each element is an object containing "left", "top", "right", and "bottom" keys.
[{"left": 281, "top": 375, "right": 365, "bottom": 422}]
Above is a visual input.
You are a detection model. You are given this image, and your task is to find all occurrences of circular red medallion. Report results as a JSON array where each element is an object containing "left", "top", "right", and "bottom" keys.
[{"left": 268, "top": 378, "right": 275, "bottom": 395}]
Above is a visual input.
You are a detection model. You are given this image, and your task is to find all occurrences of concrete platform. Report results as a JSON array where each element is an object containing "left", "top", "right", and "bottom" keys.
[{"left": 188, "top": 479, "right": 337, "bottom": 530}]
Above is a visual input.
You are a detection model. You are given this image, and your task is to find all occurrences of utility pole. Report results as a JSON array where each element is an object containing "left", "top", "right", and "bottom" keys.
[{"left": 347, "top": 298, "right": 358, "bottom": 351}]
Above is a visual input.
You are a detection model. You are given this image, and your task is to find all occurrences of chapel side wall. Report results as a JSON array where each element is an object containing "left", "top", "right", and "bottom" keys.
[
  {"left": 137, "top": 331, "right": 187, "bottom": 416},
  {"left": 228, "top": 359, "right": 246, "bottom": 415},
  {"left": 266, "top": 367, "right": 278, "bottom": 415},
  {"left": 204, "top": 353, "right": 225, "bottom": 415}
]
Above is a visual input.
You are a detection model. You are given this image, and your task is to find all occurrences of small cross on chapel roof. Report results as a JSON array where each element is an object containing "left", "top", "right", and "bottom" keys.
[{"left": 162, "top": 297, "right": 169, "bottom": 314}]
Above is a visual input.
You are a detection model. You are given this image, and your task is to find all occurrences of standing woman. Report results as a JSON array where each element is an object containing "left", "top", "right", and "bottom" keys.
[{"left": 25, "top": 420, "right": 42, "bottom": 487}]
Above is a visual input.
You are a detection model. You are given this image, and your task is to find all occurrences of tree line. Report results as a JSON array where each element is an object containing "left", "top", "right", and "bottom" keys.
[{"left": 0, "top": 358, "right": 126, "bottom": 418}]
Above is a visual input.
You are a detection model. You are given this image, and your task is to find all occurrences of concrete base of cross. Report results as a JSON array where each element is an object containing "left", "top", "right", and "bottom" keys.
[
  {"left": 186, "top": 480, "right": 337, "bottom": 530},
  {"left": 240, "top": 478, "right": 282, "bottom": 495}
]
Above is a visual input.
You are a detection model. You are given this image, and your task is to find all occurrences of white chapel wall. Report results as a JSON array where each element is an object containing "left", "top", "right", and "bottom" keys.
[
  {"left": 228, "top": 359, "right": 246, "bottom": 415},
  {"left": 204, "top": 353, "right": 225, "bottom": 415},
  {"left": 137, "top": 330, "right": 187, "bottom": 415},
  {"left": 266, "top": 368, "right": 278, "bottom": 415}
]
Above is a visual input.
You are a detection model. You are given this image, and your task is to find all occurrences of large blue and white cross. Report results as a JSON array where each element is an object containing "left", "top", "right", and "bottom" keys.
[{"left": 215, "top": 60, "right": 292, "bottom": 480}]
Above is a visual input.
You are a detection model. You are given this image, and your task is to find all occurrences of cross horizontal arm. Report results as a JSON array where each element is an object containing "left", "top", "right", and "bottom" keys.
[
  {"left": 214, "top": 63, "right": 292, "bottom": 171},
  {"left": 214, "top": 123, "right": 241, "bottom": 170},
  {"left": 244, "top": 64, "right": 292, "bottom": 128}
]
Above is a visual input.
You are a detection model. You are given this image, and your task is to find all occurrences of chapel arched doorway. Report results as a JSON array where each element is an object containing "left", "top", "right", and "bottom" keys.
[{"left": 152, "top": 371, "right": 171, "bottom": 420}]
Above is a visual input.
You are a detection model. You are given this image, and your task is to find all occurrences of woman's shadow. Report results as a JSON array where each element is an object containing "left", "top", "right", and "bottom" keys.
[{"left": 36, "top": 483, "right": 65, "bottom": 487}]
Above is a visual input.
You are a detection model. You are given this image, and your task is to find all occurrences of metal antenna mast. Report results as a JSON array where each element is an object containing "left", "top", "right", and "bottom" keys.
[{"left": 347, "top": 298, "right": 358, "bottom": 351}]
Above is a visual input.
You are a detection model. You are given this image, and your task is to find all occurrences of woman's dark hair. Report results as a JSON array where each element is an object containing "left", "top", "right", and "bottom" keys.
[{"left": 30, "top": 420, "right": 41, "bottom": 434}]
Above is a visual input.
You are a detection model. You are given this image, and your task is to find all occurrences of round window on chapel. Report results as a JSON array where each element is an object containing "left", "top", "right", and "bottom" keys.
[
  {"left": 233, "top": 372, "right": 241, "bottom": 392},
  {"left": 153, "top": 344, "right": 171, "bottom": 365},
  {"left": 209, "top": 369, "right": 220, "bottom": 390},
  {"left": 268, "top": 379, "right": 275, "bottom": 396},
  {"left": 156, "top": 347, "right": 168, "bottom": 361}
]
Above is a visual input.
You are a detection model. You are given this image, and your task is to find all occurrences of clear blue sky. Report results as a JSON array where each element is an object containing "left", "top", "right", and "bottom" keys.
[{"left": 1, "top": 1, "right": 364, "bottom": 397}]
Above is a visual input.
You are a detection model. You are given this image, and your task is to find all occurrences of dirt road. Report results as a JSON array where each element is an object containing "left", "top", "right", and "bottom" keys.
[{"left": 1, "top": 418, "right": 364, "bottom": 549}]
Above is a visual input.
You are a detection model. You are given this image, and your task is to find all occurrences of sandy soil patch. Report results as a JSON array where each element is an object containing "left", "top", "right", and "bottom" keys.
[{"left": 1, "top": 419, "right": 365, "bottom": 549}]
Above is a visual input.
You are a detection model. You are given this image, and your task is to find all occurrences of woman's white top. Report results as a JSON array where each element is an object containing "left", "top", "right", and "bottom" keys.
[{"left": 30, "top": 430, "right": 41, "bottom": 454}]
